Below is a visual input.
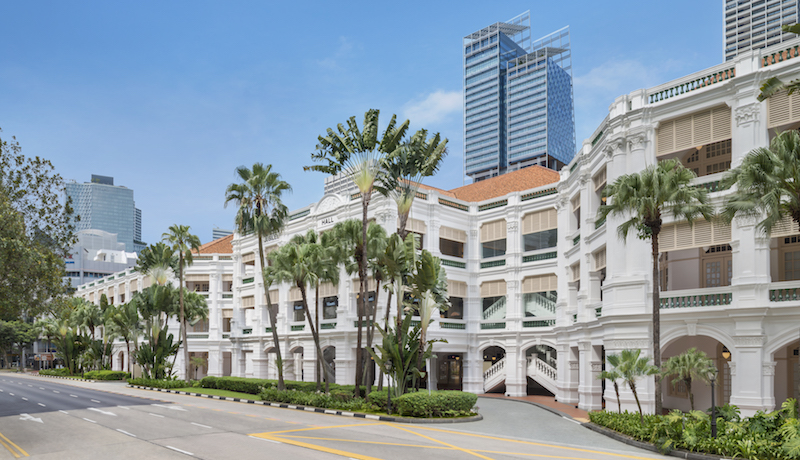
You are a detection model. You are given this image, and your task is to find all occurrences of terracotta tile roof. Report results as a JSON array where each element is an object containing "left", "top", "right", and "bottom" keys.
[
  {"left": 431, "top": 166, "right": 560, "bottom": 203},
  {"left": 194, "top": 234, "right": 233, "bottom": 255},
  {"left": 416, "top": 182, "right": 455, "bottom": 198}
]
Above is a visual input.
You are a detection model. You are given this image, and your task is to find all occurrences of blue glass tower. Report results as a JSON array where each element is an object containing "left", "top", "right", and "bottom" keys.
[{"left": 463, "top": 12, "right": 575, "bottom": 181}]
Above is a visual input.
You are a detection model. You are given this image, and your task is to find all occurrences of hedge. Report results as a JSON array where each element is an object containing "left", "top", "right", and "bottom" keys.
[
  {"left": 84, "top": 370, "right": 130, "bottom": 380},
  {"left": 393, "top": 391, "right": 477, "bottom": 418},
  {"left": 39, "top": 368, "right": 73, "bottom": 377},
  {"left": 200, "top": 376, "right": 354, "bottom": 395},
  {"left": 259, "top": 387, "right": 365, "bottom": 412},
  {"left": 127, "top": 378, "right": 190, "bottom": 389}
]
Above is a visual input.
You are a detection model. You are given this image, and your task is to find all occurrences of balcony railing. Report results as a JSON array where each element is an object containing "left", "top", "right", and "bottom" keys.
[
  {"left": 242, "top": 277, "right": 254, "bottom": 284},
  {"left": 522, "top": 319, "right": 555, "bottom": 328},
  {"left": 522, "top": 251, "right": 557, "bottom": 263},
  {"left": 660, "top": 287, "right": 733, "bottom": 309},
  {"left": 646, "top": 63, "right": 735, "bottom": 104},
  {"left": 769, "top": 281, "right": 800, "bottom": 302},
  {"left": 480, "top": 322, "right": 506, "bottom": 330},
  {"left": 440, "top": 321, "right": 466, "bottom": 330},
  {"left": 481, "top": 259, "right": 506, "bottom": 269},
  {"left": 441, "top": 258, "right": 466, "bottom": 269}
]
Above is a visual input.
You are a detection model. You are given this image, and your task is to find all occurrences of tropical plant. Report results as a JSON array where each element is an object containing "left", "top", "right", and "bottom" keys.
[
  {"left": 598, "top": 159, "right": 713, "bottom": 414},
  {"left": 307, "top": 109, "right": 410, "bottom": 394},
  {"left": 369, "top": 314, "right": 424, "bottom": 400},
  {"left": 598, "top": 367, "right": 623, "bottom": 413},
  {"left": 757, "top": 24, "right": 800, "bottom": 101},
  {"left": 107, "top": 301, "right": 142, "bottom": 373},
  {"left": 162, "top": 224, "right": 201, "bottom": 380},
  {"left": 607, "top": 349, "right": 660, "bottom": 423},
  {"left": 135, "top": 323, "right": 180, "bottom": 380},
  {"left": 662, "top": 348, "right": 716, "bottom": 411},
  {"left": 137, "top": 242, "right": 177, "bottom": 286},
  {"left": 225, "top": 162, "right": 291, "bottom": 390},
  {"left": 73, "top": 297, "right": 103, "bottom": 340}
]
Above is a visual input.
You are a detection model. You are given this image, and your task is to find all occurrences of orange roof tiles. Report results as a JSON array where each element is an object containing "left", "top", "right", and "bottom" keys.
[
  {"left": 194, "top": 234, "right": 233, "bottom": 255},
  {"left": 432, "top": 165, "right": 560, "bottom": 203}
]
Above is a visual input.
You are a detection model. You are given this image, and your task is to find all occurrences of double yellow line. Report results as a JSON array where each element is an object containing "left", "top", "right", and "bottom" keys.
[{"left": 0, "top": 431, "right": 28, "bottom": 458}]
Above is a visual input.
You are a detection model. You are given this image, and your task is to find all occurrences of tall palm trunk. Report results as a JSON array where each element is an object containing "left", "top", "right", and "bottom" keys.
[
  {"left": 179, "top": 254, "right": 189, "bottom": 380},
  {"left": 315, "top": 284, "right": 321, "bottom": 391},
  {"left": 363, "top": 279, "right": 381, "bottom": 396},
  {"left": 299, "top": 284, "right": 326, "bottom": 393},
  {"left": 687, "top": 379, "right": 694, "bottom": 411},
  {"left": 125, "top": 339, "right": 131, "bottom": 374},
  {"left": 260, "top": 230, "right": 285, "bottom": 390},
  {"left": 651, "top": 231, "right": 662, "bottom": 416},
  {"left": 355, "top": 194, "right": 370, "bottom": 396},
  {"left": 630, "top": 381, "right": 644, "bottom": 424},
  {"left": 613, "top": 381, "right": 621, "bottom": 413}
]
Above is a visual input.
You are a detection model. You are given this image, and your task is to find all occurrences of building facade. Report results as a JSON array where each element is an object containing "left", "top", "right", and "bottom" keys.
[
  {"left": 463, "top": 11, "right": 575, "bottom": 181},
  {"left": 64, "top": 229, "right": 139, "bottom": 289},
  {"left": 77, "top": 37, "right": 800, "bottom": 417},
  {"left": 66, "top": 174, "right": 144, "bottom": 253},
  {"left": 724, "top": 0, "right": 799, "bottom": 61}
]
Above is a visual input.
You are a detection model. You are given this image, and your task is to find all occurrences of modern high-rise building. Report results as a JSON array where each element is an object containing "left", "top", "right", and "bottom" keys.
[
  {"left": 724, "top": 0, "right": 800, "bottom": 61},
  {"left": 66, "top": 174, "right": 143, "bottom": 253},
  {"left": 463, "top": 12, "right": 575, "bottom": 182},
  {"left": 212, "top": 227, "right": 233, "bottom": 241}
]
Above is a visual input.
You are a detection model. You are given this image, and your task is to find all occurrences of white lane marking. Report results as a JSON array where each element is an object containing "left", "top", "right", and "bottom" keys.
[
  {"left": 117, "top": 406, "right": 129, "bottom": 410},
  {"left": 561, "top": 416, "right": 581, "bottom": 425},
  {"left": 166, "top": 446, "right": 193, "bottom": 456},
  {"left": 191, "top": 422, "right": 211, "bottom": 429},
  {"left": 151, "top": 403, "right": 187, "bottom": 411},
  {"left": 90, "top": 399, "right": 101, "bottom": 403},
  {"left": 59, "top": 410, "right": 68, "bottom": 415},
  {"left": 149, "top": 413, "right": 164, "bottom": 418},
  {"left": 27, "top": 385, "right": 31, "bottom": 387},
  {"left": 83, "top": 418, "right": 96, "bottom": 424},
  {"left": 69, "top": 394, "right": 77, "bottom": 398},
  {"left": 53, "top": 391, "right": 59, "bottom": 394},
  {"left": 37, "top": 403, "right": 45, "bottom": 407},
  {"left": 116, "top": 429, "right": 137, "bottom": 438},
  {"left": 21, "top": 397, "right": 27, "bottom": 401},
  {"left": 88, "top": 408, "right": 116, "bottom": 416},
  {"left": 9, "top": 393, "right": 14, "bottom": 396},
  {"left": 38, "top": 387, "right": 44, "bottom": 390},
  {"left": 249, "top": 435, "right": 281, "bottom": 444},
  {"left": 19, "top": 413, "right": 43, "bottom": 423}
]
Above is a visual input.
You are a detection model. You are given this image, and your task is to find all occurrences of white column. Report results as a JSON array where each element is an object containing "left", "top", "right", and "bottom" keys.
[{"left": 730, "top": 335, "right": 772, "bottom": 416}]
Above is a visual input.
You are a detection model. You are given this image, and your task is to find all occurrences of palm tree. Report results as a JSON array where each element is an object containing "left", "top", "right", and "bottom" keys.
[
  {"left": 225, "top": 162, "right": 291, "bottom": 390},
  {"left": 757, "top": 24, "right": 800, "bottom": 101},
  {"left": 376, "top": 129, "right": 448, "bottom": 239},
  {"left": 162, "top": 224, "right": 201, "bottom": 380},
  {"left": 107, "top": 302, "right": 142, "bottom": 374},
  {"left": 137, "top": 242, "right": 177, "bottom": 286},
  {"left": 598, "top": 158, "right": 713, "bottom": 415},
  {"left": 662, "top": 348, "right": 715, "bottom": 411},
  {"left": 608, "top": 349, "right": 660, "bottom": 423},
  {"left": 307, "top": 109, "right": 409, "bottom": 394},
  {"left": 597, "top": 368, "right": 623, "bottom": 414},
  {"left": 722, "top": 130, "right": 800, "bottom": 233}
]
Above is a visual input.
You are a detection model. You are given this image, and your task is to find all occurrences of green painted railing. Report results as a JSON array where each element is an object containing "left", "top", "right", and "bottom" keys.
[
  {"left": 441, "top": 259, "right": 466, "bottom": 269},
  {"left": 89, "top": 283, "right": 95, "bottom": 287},
  {"left": 648, "top": 68, "right": 735, "bottom": 104},
  {"left": 187, "top": 333, "right": 209, "bottom": 339},
  {"left": 478, "top": 199, "right": 508, "bottom": 212},
  {"left": 289, "top": 209, "right": 310, "bottom": 221},
  {"left": 321, "top": 323, "right": 336, "bottom": 330},
  {"left": 591, "top": 130, "right": 604, "bottom": 147},
  {"left": 264, "top": 328, "right": 271, "bottom": 333},
  {"left": 523, "top": 319, "right": 555, "bottom": 328},
  {"left": 698, "top": 181, "right": 726, "bottom": 192},
  {"left": 481, "top": 322, "right": 506, "bottom": 330},
  {"left": 481, "top": 259, "right": 506, "bottom": 269},
  {"left": 521, "top": 188, "right": 557, "bottom": 201},
  {"left": 438, "top": 198, "right": 469, "bottom": 212},
  {"left": 440, "top": 322, "right": 466, "bottom": 330},
  {"left": 770, "top": 287, "right": 800, "bottom": 301},
  {"left": 194, "top": 256, "right": 212, "bottom": 260},
  {"left": 220, "top": 256, "right": 232, "bottom": 260},
  {"left": 596, "top": 307, "right": 602, "bottom": 318},
  {"left": 222, "top": 293, "right": 233, "bottom": 299},
  {"left": 763, "top": 45, "right": 800, "bottom": 67},
  {"left": 107, "top": 276, "right": 115, "bottom": 281},
  {"left": 660, "top": 293, "right": 732, "bottom": 309},
  {"left": 242, "top": 277, "right": 254, "bottom": 284},
  {"left": 291, "top": 325, "right": 305, "bottom": 331},
  {"left": 242, "top": 328, "right": 253, "bottom": 335},
  {"left": 595, "top": 216, "right": 606, "bottom": 229},
  {"left": 573, "top": 235, "right": 580, "bottom": 246},
  {"left": 97, "top": 280, "right": 104, "bottom": 284},
  {"left": 522, "top": 251, "right": 557, "bottom": 263},
  {"left": 222, "top": 334, "right": 230, "bottom": 339}
]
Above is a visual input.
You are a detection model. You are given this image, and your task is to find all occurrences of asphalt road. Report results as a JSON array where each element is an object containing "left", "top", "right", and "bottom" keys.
[{"left": 0, "top": 373, "right": 664, "bottom": 460}]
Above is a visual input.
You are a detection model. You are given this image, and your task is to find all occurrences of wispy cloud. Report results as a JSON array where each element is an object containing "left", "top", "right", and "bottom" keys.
[
  {"left": 402, "top": 90, "right": 462, "bottom": 126},
  {"left": 316, "top": 36, "right": 355, "bottom": 70}
]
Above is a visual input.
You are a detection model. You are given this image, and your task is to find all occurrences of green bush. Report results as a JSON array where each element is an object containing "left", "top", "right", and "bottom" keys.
[
  {"left": 84, "top": 370, "right": 130, "bottom": 380},
  {"left": 590, "top": 400, "right": 800, "bottom": 459},
  {"left": 127, "top": 378, "right": 190, "bottom": 389},
  {"left": 39, "top": 368, "right": 74, "bottom": 377},
  {"left": 393, "top": 391, "right": 478, "bottom": 418},
  {"left": 259, "top": 387, "right": 366, "bottom": 412},
  {"left": 200, "top": 376, "right": 351, "bottom": 395}
]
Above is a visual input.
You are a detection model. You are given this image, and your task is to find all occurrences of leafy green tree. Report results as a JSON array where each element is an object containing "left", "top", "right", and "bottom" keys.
[
  {"left": 107, "top": 302, "right": 142, "bottom": 373},
  {"left": 0, "top": 128, "right": 75, "bottom": 320},
  {"left": 0, "top": 321, "right": 15, "bottom": 368},
  {"left": 162, "top": 224, "right": 201, "bottom": 380},
  {"left": 598, "top": 159, "right": 713, "bottom": 415},
  {"left": 10, "top": 321, "right": 36, "bottom": 372},
  {"left": 662, "top": 348, "right": 716, "bottom": 411},
  {"left": 597, "top": 367, "right": 623, "bottom": 413},
  {"left": 307, "top": 109, "right": 409, "bottom": 394},
  {"left": 74, "top": 297, "right": 103, "bottom": 340},
  {"left": 37, "top": 316, "right": 85, "bottom": 375},
  {"left": 722, "top": 130, "right": 800, "bottom": 233},
  {"left": 607, "top": 349, "right": 660, "bottom": 423},
  {"left": 225, "top": 162, "right": 290, "bottom": 390}
]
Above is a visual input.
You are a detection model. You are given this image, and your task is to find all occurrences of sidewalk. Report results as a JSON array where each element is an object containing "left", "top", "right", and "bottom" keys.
[{"left": 479, "top": 393, "right": 590, "bottom": 422}]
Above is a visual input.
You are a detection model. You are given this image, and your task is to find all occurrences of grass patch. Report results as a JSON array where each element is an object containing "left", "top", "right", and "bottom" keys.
[{"left": 172, "top": 387, "right": 261, "bottom": 400}]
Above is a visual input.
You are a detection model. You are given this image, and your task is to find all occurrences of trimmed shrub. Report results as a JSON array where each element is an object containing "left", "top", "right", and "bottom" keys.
[
  {"left": 84, "top": 370, "right": 130, "bottom": 380},
  {"left": 259, "top": 387, "right": 365, "bottom": 412},
  {"left": 39, "top": 368, "right": 74, "bottom": 377},
  {"left": 127, "top": 378, "right": 190, "bottom": 389},
  {"left": 393, "top": 391, "right": 478, "bottom": 418},
  {"left": 201, "top": 376, "right": 348, "bottom": 395}
]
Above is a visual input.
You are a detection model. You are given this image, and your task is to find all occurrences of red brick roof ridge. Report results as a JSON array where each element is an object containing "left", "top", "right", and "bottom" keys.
[
  {"left": 419, "top": 165, "right": 560, "bottom": 203},
  {"left": 193, "top": 234, "right": 234, "bottom": 255}
]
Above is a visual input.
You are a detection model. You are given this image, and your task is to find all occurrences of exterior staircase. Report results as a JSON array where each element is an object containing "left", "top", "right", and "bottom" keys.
[
  {"left": 524, "top": 292, "right": 556, "bottom": 317},
  {"left": 482, "top": 297, "right": 507, "bottom": 321},
  {"left": 483, "top": 356, "right": 506, "bottom": 393},
  {"left": 526, "top": 356, "right": 558, "bottom": 395}
]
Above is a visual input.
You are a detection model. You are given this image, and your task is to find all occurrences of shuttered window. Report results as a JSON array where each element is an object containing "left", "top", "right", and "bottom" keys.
[
  {"left": 242, "top": 252, "right": 256, "bottom": 265},
  {"left": 400, "top": 218, "right": 427, "bottom": 234},
  {"left": 130, "top": 279, "right": 138, "bottom": 291},
  {"left": 522, "top": 209, "right": 557, "bottom": 235},
  {"left": 656, "top": 106, "right": 732, "bottom": 157},
  {"left": 571, "top": 263, "right": 581, "bottom": 282},
  {"left": 770, "top": 215, "right": 800, "bottom": 239},
  {"left": 263, "top": 289, "right": 279, "bottom": 304},
  {"left": 768, "top": 90, "right": 800, "bottom": 128},
  {"left": 221, "top": 309, "right": 233, "bottom": 319},
  {"left": 351, "top": 278, "right": 378, "bottom": 292},
  {"left": 440, "top": 226, "right": 467, "bottom": 243},
  {"left": 185, "top": 274, "right": 209, "bottom": 282},
  {"left": 480, "top": 280, "right": 506, "bottom": 297},
  {"left": 242, "top": 295, "right": 255, "bottom": 308},
  {"left": 222, "top": 274, "right": 233, "bottom": 282},
  {"left": 318, "top": 282, "right": 338, "bottom": 297},
  {"left": 448, "top": 280, "right": 467, "bottom": 298},
  {"left": 289, "top": 287, "right": 302, "bottom": 302},
  {"left": 480, "top": 220, "right": 507, "bottom": 242},
  {"left": 522, "top": 274, "right": 557, "bottom": 293},
  {"left": 593, "top": 168, "right": 607, "bottom": 192},
  {"left": 143, "top": 277, "right": 152, "bottom": 289},
  {"left": 659, "top": 219, "right": 732, "bottom": 251},
  {"left": 593, "top": 248, "right": 607, "bottom": 271},
  {"left": 571, "top": 194, "right": 581, "bottom": 211}
]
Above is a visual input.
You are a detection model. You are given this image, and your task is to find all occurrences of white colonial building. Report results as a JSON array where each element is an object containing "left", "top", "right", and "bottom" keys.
[{"left": 77, "top": 36, "right": 800, "bottom": 416}]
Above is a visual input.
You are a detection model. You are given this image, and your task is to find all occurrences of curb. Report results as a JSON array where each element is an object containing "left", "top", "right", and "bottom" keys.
[
  {"left": 34, "top": 374, "right": 96, "bottom": 383},
  {"left": 582, "top": 422, "right": 732, "bottom": 460},
  {"left": 128, "top": 385, "right": 483, "bottom": 424},
  {"left": 477, "top": 395, "right": 581, "bottom": 421}
]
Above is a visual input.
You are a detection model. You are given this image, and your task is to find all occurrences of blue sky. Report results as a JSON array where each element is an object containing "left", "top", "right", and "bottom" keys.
[{"left": 0, "top": 1, "right": 721, "bottom": 245}]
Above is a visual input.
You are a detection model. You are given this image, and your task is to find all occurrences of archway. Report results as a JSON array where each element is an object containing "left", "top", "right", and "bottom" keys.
[
  {"left": 289, "top": 346, "right": 304, "bottom": 382},
  {"left": 482, "top": 346, "right": 506, "bottom": 394},
  {"left": 662, "top": 335, "right": 732, "bottom": 412},
  {"left": 322, "top": 346, "right": 336, "bottom": 384},
  {"left": 525, "top": 344, "right": 557, "bottom": 396},
  {"left": 117, "top": 351, "right": 125, "bottom": 373},
  {"left": 774, "top": 340, "right": 800, "bottom": 408}
]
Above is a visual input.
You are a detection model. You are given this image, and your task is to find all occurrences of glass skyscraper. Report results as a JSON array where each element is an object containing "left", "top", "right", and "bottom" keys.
[
  {"left": 463, "top": 12, "right": 575, "bottom": 181},
  {"left": 66, "top": 174, "right": 143, "bottom": 253},
  {"left": 724, "top": 0, "right": 800, "bottom": 61}
]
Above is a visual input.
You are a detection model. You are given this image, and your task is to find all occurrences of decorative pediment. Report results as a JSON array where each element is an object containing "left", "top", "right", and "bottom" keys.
[{"left": 314, "top": 194, "right": 344, "bottom": 216}]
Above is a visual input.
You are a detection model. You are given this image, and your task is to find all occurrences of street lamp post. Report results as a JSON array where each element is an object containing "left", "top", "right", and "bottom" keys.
[{"left": 709, "top": 367, "right": 718, "bottom": 439}]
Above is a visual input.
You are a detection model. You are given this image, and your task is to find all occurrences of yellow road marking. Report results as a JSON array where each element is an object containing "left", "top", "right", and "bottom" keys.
[
  {"left": 0, "top": 436, "right": 20, "bottom": 458},
  {"left": 278, "top": 435, "right": 451, "bottom": 450},
  {"left": 255, "top": 435, "right": 382, "bottom": 460},
  {"left": 0, "top": 431, "right": 28, "bottom": 457},
  {"left": 254, "top": 421, "right": 382, "bottom": 436},
  {"left": 389, "top": 423, "right": 493, "bottom": 460}
]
